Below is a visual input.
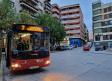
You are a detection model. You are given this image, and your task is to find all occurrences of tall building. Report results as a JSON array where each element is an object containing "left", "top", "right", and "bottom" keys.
[
  {"left": 51, "top": 4, "right": 86, "bottom": 47},
  {"left": 89, "top": 30, "right": 93, "bottom": 42},
  {"left": 9, "top": 0, "right": 51, "bottom": 18},
  {"left": 84, "top": 24, "right": 89, "bottom": 43},
  {"left": 92, "top": 0, "right": 112, "bottom": 48},
  {"left": 51, "top": 4, "right": 60, "bottom": 20}
]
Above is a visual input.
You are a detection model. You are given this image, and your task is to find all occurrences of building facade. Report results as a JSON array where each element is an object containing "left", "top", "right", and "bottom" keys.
[
  {"left": 89, "top": 30, "right": 93, "bottom": 41},
  {"left": 92, "top": 0, "right": 112, "bottom": 48},
  {"left": 51, "top": 4, "right": 86, "bottom": 47},
  {"left": 84, "top": 24, "right": 89, "bottom": 43},
  {"left": 10, "top": 0, "right": 51, "bottom": 18}
]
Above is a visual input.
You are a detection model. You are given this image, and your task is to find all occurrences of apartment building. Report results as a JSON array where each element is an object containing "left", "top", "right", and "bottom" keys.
[
  {"left": 52, "top": 4, "right": 86, "bottom": 47},
  {"left": 84, "top": 24, "right": 89, "bottom": 43},
  {"left": 51, "top": 4, "right": 60, "bottom": 20},
  {"left": 92, "top": 0, "right": 112, "bottom": 48},
  {"left": 9, "top": 0, "right": 51, "bottom": 18},
  {"left": 89, "top": 30, "right": 93, "bottom": 42}
]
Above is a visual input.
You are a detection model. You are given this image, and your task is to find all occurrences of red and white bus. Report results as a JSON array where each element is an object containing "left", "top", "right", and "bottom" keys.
[{"left": 5, "top": 23, "right": 50, "bottom": 71}]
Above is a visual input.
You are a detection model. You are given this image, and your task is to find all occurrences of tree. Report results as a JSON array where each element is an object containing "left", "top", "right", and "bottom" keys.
[
  {"left": 0, "top": 0, "right": 16, "bottom": 33},
  {"left": 15, "top": 11, "right": 36, "bottom": 25},
  {"left": 35, "top": 13, "right": 66, "bottom": 45},
  {"left": 0, "top": 0, "right": 36, "bottom": 33}
]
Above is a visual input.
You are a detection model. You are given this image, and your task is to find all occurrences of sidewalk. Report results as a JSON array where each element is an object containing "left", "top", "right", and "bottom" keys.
[
  {"left": 0, "top": 52, "right": 3, "bottom": 81},
  {"left": 90, "top": 45, "right": 112, "bottom": 55}
]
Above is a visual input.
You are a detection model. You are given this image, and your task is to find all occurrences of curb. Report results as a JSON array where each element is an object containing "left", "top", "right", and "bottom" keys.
[{"left": 0, "top": 55, "right": 3, "bottom": 81}]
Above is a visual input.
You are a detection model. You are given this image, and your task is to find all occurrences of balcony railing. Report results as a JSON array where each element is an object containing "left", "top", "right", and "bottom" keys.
[
  {"left": 60, "top": 15, "right": 68, "bottom": 19},
  {"left": 52, "top": 14, "right": 59, "bottom": 19},
  {"left": 69, "top": 24, "right": 80, "bottom": 27},
  {"left": 30, "top": 0, "right": 38, "bottom": 4},
  {"left": 66, "top": 30, "right": 80, "bottom": 33},
  {"left": 20, "top": 0, "right": 38, "bottom": 12},
  {"left": 44, "top": 0, "right": 51, "bottom": 6},
  {"left": 60, "top": 10, "right": 68, "bottom": 14},
  {"left": 69, "top": 8, "right": 79, "bottom": 12},
  {"left": 52, "top": 8, "right": 59, "bottom": 13},
  {"left": 69, "top": 14, "right": 80, "bottom": 17},
  {"left": 69, "top": 19, "right": 80, "bottom": 23},
  {"left": 61, "top": 20, "right": 69, "bottom": 24},
  {"left": 66, "top": 35, "right": 80, "bottom": 38}
]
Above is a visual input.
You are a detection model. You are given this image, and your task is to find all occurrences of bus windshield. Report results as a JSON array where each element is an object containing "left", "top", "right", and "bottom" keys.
[{"left": 12, "top": 32, "right": 49, "bottom": 52}]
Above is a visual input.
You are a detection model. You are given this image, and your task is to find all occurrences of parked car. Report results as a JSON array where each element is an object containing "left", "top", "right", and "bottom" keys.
[
  {"left": 83, "top": 45, "right": 90, "bottom": 51},
  {"left": 62, "top": 46, "right": 67, "bottom": 50},
  {"left": 87, "top": 42, "right": 92, "bottom": 48},
  {"left": 66, "top": 46, "right": 73, "bottom": 50},
  {"left": 56, "top": 46, "right": 64, "bottom": 51}
]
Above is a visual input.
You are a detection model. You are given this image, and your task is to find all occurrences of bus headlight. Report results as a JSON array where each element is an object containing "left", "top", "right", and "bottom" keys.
[
  {"left": 45, "top": 60, "right": 50, "bottom": 65},
  {"left": 12, "top": 63, "right": 21, "bottom": 67}
]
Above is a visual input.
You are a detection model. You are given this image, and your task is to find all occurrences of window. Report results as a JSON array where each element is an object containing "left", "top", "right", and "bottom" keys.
[
  {"left": 110, "top": 35, "right": 112, "bottom": 39},
  {"left": 110, "top": 20, "right": 112, "bottom": 25},
  {"left": 110, "top": 27, "right": 112, "bottom": 32},
  {"left": 103, "top": 35, "right": 109, "bottom": 40},
  {"left": 93, "top": 9, "right": 101, "bottom": 15},
  {"left": 94, "top": 22, "right": 101, "bottom": 27},
  {"left": 108, "top": 7, "right": 111, "bottom": 12},
  {"left": 104, "top": 8, "right": 107, "bottom": 13},
  {"left": 105, "top": 21, "right": 108, "bottom": 26},
  {"left": 109, "top": 13, "right": 112, "bottom": 18},
  {"left": 104, "top": 14, "right": 108, "bottom": 19},
  {"left": 95, "top": 35, "right": 100, "bottom": 41},
  {"left": 92, "top": 3, "right": 101, "bottom": 9},
  {"left": 94, "top": 29, "right": 102, "bottom": 34},
  {"left": 105, "top": 28, "right": 107, "bottom": 32},
  {"left": 93, "top": 16, "right": 101, "bottom": 21},
  {"left": 106, "top": 35, "right": 109, "bottom": 40}
]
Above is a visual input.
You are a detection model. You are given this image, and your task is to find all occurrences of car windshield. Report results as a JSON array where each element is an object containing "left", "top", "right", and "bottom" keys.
[
  {"left": 12, "top": 32, "right": 49, "bottom": 51},
  {"left": 84, "top": 46, "right": 88, "bottom": 47}
]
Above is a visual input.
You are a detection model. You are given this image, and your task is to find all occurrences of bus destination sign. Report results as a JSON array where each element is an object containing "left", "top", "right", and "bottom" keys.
[{"left": 21, "top": 25, "right": 44, "bottom": 32}]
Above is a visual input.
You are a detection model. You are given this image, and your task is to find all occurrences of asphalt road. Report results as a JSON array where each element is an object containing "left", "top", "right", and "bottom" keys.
[{"left": 3, "top": 47, "right": 112, "bottom": 81}]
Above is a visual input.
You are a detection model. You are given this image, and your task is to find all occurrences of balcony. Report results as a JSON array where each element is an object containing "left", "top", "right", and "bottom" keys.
[
  {"left": 52, "top": 14, "right": 59, "bottom": 19},
  {"left": 69, "top": 19, "right": 80, "bottom": 23},
  {"left": 66, "top": 30, "right": 80, "bottom": 34},
  {"left": 20, "top": 0, "right": 38, "bottom": 12},
  {"left": 61, "top": 20, "right": 69, "bottom": 24},
  {"left": 60, "top": 10, "right": 68, "bottom": 14},
  {"left": 60, "top": 15, "right": 68, "bottom": 19},
  {"left": 69, "top": 8, "right": 79, "bottom": 13},
  {"left": 69, "top": 14, "right": 80, "bottom": 18},
  {"left": 66, "top": 35, "right": 81, "bottom": 38},
  {"left": 52, "top": 8, "right": 59, "bottom": 13},
  {"left": 44, "top": 0, "right": 51, "bottom": 7},
  {"left": 69, "top": 24, "right": 80, "bottom": 27},
  {"left": 30, "top": 0, "right": 38, "bottom": 4}
]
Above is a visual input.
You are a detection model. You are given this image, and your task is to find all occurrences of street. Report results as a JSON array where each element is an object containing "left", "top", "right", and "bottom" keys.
[{"left": 3, "top": 47, "right": 112, "bottom": 81}]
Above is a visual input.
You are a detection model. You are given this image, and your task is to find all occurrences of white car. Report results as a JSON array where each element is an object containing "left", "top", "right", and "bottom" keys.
[{"left": 66, "top": 46, "right": 73, "bottom": 50}]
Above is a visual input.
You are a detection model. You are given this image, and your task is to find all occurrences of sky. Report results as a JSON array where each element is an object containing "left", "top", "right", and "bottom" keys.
[{"left": 51, "top": 0, "right": 112, "bottom": 31}]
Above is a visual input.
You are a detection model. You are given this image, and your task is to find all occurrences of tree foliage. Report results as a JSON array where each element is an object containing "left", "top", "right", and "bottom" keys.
[
  {"left": 0, "top": 0, "right": 16, "bottom": 33},
  {"left": 15, "top": 11, "right": 36, "bottom": 25},
  {"left": 0, "top": 0, "right": 36, "bottom": 33},
  {"left": 35, "top": 13, "right": 66, "bottom": 44}
]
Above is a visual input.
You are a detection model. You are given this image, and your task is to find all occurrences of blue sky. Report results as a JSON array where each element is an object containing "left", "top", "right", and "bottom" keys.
[{"left": 51, "top": 0, "right": 112, "bottom": 31}]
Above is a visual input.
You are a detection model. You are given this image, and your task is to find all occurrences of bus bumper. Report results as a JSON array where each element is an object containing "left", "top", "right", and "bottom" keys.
[{"left": 10, "top": 57, "right": 50, "bottom": 71}]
